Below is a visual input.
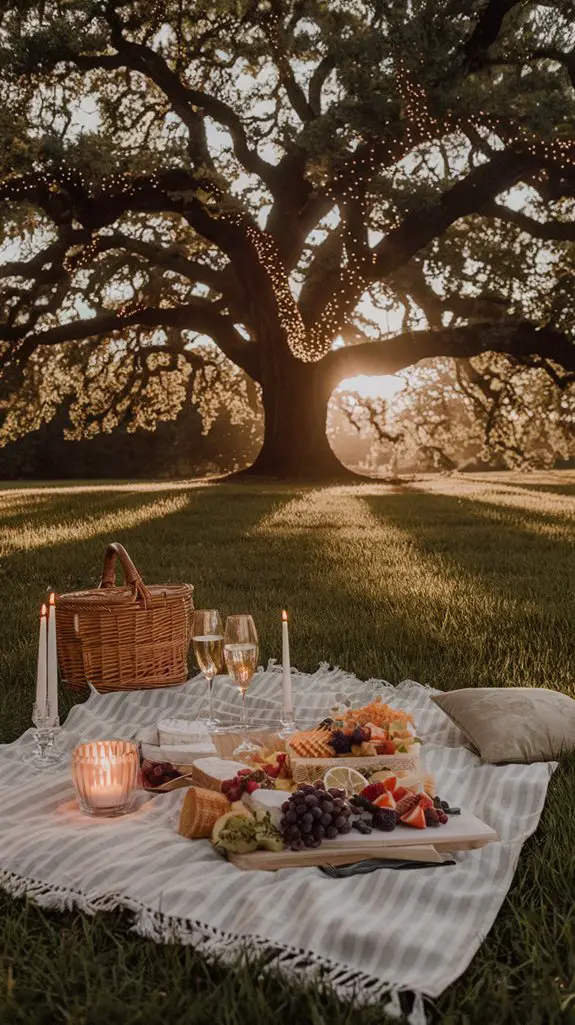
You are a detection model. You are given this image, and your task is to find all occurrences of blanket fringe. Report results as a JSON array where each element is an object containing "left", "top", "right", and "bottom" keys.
[{"left": 0, "top": 867, "right": 426, "bottom": 1020}]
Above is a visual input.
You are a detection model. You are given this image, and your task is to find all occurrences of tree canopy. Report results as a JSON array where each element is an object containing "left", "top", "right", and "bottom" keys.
[{"left": 0, "top": 0, "right": 574, "bottom": 476}]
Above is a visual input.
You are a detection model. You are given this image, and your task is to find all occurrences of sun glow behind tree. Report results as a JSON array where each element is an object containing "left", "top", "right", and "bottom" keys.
[{"left": 0, "top": 0, "right": 574, "bottom": 478}]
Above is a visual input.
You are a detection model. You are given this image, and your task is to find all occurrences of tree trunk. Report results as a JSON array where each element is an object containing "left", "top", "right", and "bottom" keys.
[{"left": 243, "top": 354, "right": 353, "bottom": 480}]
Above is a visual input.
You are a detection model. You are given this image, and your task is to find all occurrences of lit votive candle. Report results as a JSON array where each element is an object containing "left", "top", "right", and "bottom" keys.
[{"left": 72, "top": 740, "right": 139, "bottom": 817}]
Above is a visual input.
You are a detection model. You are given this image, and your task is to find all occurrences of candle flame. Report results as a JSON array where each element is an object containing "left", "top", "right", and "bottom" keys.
[
  {"left": 282, "top": 609, "right": 288, "bottom": 621},
  {"left": 40, "top": 603, "right": 47, "bottom": 616},
  {"left": 49, "top": 592, "right": 56, "bottom": 606}
]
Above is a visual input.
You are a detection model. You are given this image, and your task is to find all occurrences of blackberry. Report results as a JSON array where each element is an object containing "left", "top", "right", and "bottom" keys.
[
  {"left": 372, "top": 809, "right": 397, "bottom": 832},
  {"left": 352, "top": 818, "right": 372, "bottom": 835},
  {"left": 329, "top": 730, "right": 352, "bottom": 755},
  {"left": 350, "top": 794, "right": 380, "bottom": 815},
  {"left": 424, "top": 808, "right": 440, "bottom": 827}
]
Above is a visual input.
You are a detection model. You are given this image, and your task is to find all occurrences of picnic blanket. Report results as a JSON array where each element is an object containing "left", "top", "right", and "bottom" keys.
[{"left": 0, "top": 667, "right": 555, "bottom": 1021}]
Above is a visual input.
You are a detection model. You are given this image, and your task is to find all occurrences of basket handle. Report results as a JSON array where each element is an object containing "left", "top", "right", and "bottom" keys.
[{"left": 99, "top": 543, "right": 152, "bottom": 605}]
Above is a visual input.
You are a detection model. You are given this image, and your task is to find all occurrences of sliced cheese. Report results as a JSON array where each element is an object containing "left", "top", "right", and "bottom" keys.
[
  {"left": 191, "top": 756, "right": 250, "bottom": 791},
  {"left": 241, "top": 788, "right": 286, "bottom": 828}
]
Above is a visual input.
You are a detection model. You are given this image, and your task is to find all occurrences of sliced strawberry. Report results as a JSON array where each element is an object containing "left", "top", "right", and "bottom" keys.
[
  {"left": 382, "top": 775, "right": 398, "bottom": 793},
  {"left": 400, "top": 804, "right": 427, "bottom": 829},
  {"left": 392, "top": 785, "right": 409, "bottom": 802},
  {"left": 245, "top": 780, "right": 261, "bottom": 794},
  {"left": 360, "top": 782, "right": 387, "bottom": 803},
  {"left": 418, "top": 792, "right": 434, "bottom": 810},
  {"left": 374, "top": 791, "right": 396, "bottom": 810},
  {"left": 376, "top": 740, "right": 396, "bottom": 755}
]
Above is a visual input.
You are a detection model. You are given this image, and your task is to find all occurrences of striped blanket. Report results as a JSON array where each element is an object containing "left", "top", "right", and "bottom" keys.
[{"left": 0, "top": 668, "right": 554, "bottom": 1020}]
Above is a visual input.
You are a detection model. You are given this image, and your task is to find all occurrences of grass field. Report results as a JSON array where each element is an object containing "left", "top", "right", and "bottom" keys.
[{"left": 0, "top": 472, "right": 574, "bottom": 1025}]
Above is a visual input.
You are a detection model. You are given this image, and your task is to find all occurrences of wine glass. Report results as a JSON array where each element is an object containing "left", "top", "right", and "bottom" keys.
[
  {"left": 223, "top": 614, "right": 260, "bottom": 755},
  {"left": 192, "top": 610, "right": 224, "bottom": 729}
]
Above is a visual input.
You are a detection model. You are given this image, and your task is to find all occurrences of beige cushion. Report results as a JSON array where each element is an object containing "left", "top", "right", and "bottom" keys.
[{"left": 432, "top": 688, "right": 575, "bottom": 764}]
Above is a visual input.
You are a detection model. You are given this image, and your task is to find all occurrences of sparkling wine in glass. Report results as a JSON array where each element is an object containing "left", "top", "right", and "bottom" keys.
[
  {"left": 192, "top": 610, "right": 224, "bottom": 729},
  {"left": 224, "top": 615, "right": 259, "bottom": 755}
]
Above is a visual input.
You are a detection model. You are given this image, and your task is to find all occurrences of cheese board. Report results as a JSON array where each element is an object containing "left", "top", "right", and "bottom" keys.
[{"left": 228, "top": 810, "right": 497, "bottom": 871}]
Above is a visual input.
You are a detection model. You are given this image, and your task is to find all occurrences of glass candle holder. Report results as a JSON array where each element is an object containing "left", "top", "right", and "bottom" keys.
[{"left": 72, "top": 740, "right": 139, "bottom": 817}]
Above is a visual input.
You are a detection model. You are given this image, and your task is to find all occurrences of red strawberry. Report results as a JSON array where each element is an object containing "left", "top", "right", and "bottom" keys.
[
  {"left": 264, "top": 764, "right": 280, "bottom": 778},
  {"left": 276, "top": 753, "right": 287, "bottom": 764},
  {"left": 374, "top": 792, "right": 396, "bottom": 810},
  {"left": 359, "top": 782, "right": 387, "bottom": 803},
  {"left": 246, "top": 780, "right": 261, "bottom": 794},
  {"left": 383, "top": 775, "right": 398, "bottom": 793},
  {"left": 400, "top": 804, "right": 427, "bottom": 829},
  {"left": 392, "top": 786, "right": 409, "bottom": 802},
  {"left": 221, "top": 778, "right": 236, "bottom": 794},
  {"left": 418, "top": 792, "right": 434, "bottom": 810},
  {"left": 237, "top": 768, "right": 252, "bottom": 777},
  {"left": 376, "top": 740, "right": 396, "bottom": 755}
]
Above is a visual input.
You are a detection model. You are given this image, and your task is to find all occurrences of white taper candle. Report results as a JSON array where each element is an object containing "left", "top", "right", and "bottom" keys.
[
  {"left": 281, "top": 609, "right": 293, "bottom": 721},
  {"left": 46, "top": 592, "right": 59, "bottom": 722},
  {"left": 35, "top": 603, "right": 48, "bottom": 718}
]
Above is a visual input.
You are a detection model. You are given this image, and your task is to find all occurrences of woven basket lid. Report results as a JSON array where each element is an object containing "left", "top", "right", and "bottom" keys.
[
  {"left": 56, "top": 543, "right": 192, "bottom": 609},
  {"left": 58, "top": 583, "right": 193, "bottom": 607}
]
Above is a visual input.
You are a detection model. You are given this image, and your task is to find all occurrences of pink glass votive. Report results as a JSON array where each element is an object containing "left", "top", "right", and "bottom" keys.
[{"left": 72, "top": 740, "right": 139, "bottom": 817}]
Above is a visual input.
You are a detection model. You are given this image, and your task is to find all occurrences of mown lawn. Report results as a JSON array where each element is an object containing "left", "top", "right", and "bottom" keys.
[{"left": 0, "top": 472, "right": 573, "bottom": 1025}]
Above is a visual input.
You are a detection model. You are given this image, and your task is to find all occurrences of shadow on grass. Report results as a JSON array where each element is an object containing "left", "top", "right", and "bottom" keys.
[{"left": 361, "top": 490, "right": 574, "bottom": 692}]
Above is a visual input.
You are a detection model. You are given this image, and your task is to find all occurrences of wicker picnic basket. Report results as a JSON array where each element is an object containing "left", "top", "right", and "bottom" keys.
[{"left": 56, "top": 542, "right": 194, "bottom": 693}]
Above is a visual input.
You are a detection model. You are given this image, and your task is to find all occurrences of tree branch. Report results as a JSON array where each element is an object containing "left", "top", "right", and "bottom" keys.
[
  {"left": 371, "top": 150, "right": 546, "bottom": 279},
  {"left": 481, "top": 201, "right": 575, "bottom": 241},
  {"left": 463, "top": 0, "right": 523, "bottom": 71},
  {"left": 322, "top": 321, "right": 575, "bottom": 390},
  {"left": 1, "top": 302, "right": 260, "bottom": 380}
]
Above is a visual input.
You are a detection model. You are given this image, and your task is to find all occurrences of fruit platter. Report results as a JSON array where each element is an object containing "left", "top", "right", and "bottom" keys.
[
  {"left": 287, "top": 698, "right": 422, "bottom": 782},
  {"left": 173, "top": 753, "right": 497, "bottom": 871},
  {"left": 137, "top": 703, "right": 497, "bottom": 871}
]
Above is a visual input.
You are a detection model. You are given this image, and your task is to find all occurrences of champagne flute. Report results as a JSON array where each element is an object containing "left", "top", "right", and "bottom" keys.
[
  {"left": 192, "top": 610, "right": 224, "bottom": 729},
  {"left": 223, "top": 615, "right": 259, "bottom": 755}
]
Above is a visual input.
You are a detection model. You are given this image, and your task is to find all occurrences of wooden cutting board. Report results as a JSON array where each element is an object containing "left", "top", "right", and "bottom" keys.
[{"left": 228, "top": 810, "right": 497, "bottom": 871}]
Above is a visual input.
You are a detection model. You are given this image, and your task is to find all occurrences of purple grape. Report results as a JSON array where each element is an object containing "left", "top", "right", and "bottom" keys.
[
  {"left": 325, "top": 825, "right": 338, "bottom": 839},
  {"left": 321, "top": 800, "right": 334, "bottom": 814},
  {"left": 311, "top": 806, "right": 322, "bottom": 820},
  {"left": 319, "top": 812, "right": 332, "bottom": 827},
  {"left": 334, "top": 815, "right": 346, "bottom": 828},
  {"left": 291, "top": 840, "right": 305, "bottom": 852}
]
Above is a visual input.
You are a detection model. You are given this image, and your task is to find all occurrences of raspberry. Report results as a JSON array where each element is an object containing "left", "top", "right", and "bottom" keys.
[
  {"left": 424, "top": 808, "right": 440, "bottom": 827},
  {"left": 436, "top": 809, "right": 449, "bottom": 825},
  {"left": 395, "top": 793, "right": 419, "bottom": 817}
]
